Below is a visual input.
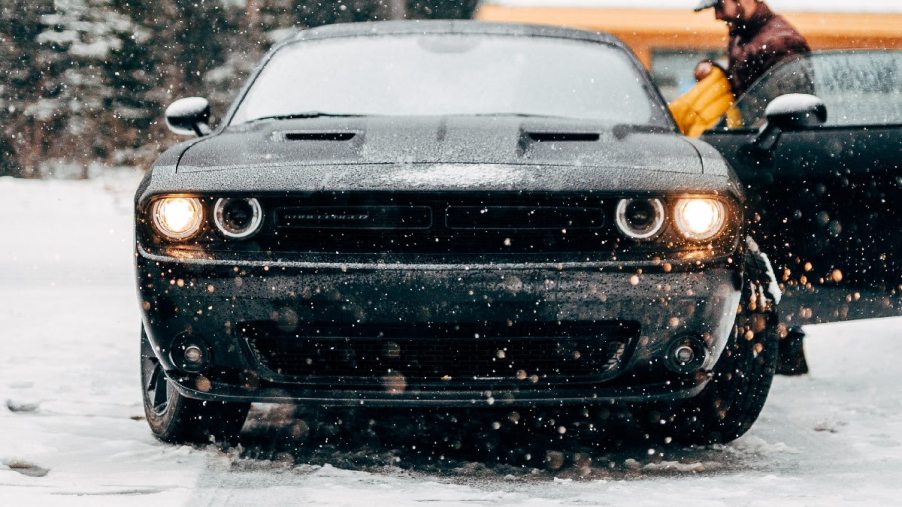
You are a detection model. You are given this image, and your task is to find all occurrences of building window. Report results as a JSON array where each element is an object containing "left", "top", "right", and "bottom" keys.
[{"left": 651, "top": 49, "right": 725, "bottom": 102}]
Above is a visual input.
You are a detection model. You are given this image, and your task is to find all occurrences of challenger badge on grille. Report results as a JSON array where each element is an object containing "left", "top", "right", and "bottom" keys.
[{"left": 277, "top": 206, "right": 432, "bottom": 229}]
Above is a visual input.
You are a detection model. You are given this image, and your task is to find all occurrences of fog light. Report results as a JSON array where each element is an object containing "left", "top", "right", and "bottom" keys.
[
  {"left": 674, "top": 345, "right": 695, "bottom": 365},
  {"left": 666, "top": 335, "right": 707, "bottom": 374},
  {"left": 184, "top": 345, "right": 204, "bottom": 364},
  {"left": 169, "top": 335, "right": 211, "bottom": 373}
]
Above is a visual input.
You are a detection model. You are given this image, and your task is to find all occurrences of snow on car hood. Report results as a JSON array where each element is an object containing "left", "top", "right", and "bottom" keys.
[
  {"left": 141, "top": 116, "right": 740, "bottom": 197},
  {"left": 176, "top": 116, "right": 703, "bottom": 174}
]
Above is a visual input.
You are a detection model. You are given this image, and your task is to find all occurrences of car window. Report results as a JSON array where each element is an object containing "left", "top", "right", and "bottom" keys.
[
  {"left": 230, "top": 34, "right": 670, "bottom": 127},
  {"left": 721, "top": 51, "right": 902, "bottom": 129}
]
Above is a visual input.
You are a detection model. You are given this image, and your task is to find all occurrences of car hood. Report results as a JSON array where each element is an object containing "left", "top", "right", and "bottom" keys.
[
  {"left": 178, "top": 116, "right": 703, "bottom": 173},
  {"left": 144, "top": 116, "right": 740, "bottom": 198}
]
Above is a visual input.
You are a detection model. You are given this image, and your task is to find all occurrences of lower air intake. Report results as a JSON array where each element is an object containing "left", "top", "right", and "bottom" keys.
[{"left": 243, "top": 321, "right": 639, "bottom": 388}]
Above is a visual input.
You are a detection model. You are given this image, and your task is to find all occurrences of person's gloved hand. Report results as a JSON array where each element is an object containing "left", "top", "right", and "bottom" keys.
[{"left": 694, "top": 60, "right": 715, "bottom": 82}]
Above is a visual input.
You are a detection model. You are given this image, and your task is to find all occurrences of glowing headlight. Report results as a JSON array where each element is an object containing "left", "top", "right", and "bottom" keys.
[
  {"left": 151, "top": 197, "right": 204, "bottom": 240},
  {"left": 615, "top": 198, "right": 665, "bottom": 240},
  {"left": 674, "top": 198, "right": 726, "bottom": 241}
]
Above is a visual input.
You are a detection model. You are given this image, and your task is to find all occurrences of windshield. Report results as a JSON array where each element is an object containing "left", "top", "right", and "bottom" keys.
[{"left": 230, "top": 34, "right": 669, "bottom": 126}]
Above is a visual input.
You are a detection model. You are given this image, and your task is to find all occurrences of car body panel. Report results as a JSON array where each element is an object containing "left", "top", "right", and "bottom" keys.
[
  {"left": 702, "top": 50, "right": 902, "bottom": 325},
  {"left": 176, "top": 117, "right": 703, "bottom": 175},
  {"left": 140, "top": 162, "right": 739, "bottom": 201},
  {"left": 137, "top": 254, "right": 740, "bottom": 406}
]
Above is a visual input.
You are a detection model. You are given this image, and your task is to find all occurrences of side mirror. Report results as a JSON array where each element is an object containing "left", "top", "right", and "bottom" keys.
[
  {"left": 765, "top": 93, "right": 827, "bottom": 130},
  {"left": 753, "top": 94, "right": 827, "bottom": 152},
  {"left": 165, "top": 97, "right": 212, "bottom": 137}
]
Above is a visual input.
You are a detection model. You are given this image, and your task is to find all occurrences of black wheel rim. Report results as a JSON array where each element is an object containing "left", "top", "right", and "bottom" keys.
[{"left": 144, "top": 358, "right": 171, "bottom": 416}]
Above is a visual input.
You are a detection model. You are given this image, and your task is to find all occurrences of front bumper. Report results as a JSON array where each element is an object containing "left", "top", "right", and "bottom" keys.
[{"left": 137, "top": 250, "right": 742, "bottom": 407}]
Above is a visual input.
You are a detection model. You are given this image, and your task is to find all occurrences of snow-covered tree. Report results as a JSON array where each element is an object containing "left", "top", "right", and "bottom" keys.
[{"left": 0, "top": 0, "right": 478, "bottom": 177}]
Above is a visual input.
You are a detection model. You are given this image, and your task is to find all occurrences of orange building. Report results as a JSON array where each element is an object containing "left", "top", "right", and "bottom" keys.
[{"left": 476, "top": 0, "right": 902, "bottom": 99}]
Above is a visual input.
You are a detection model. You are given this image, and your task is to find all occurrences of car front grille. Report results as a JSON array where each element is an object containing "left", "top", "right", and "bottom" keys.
[
  {"left": 242, "top": 321, "right": 639, "bottom": 389},
  {"left": 263, "top": 192, "right": 620, "bottom": 255}
]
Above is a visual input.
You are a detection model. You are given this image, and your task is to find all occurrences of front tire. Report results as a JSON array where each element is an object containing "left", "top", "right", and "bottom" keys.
[
  {"left": 652, "top": 253, "right": 780, "bottom": 446},
  {"left": 141, "top": 327, "right": 249, "bottom": 444}
]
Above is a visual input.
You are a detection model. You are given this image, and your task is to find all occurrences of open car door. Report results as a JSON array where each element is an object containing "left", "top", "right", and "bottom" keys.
[{"left": 702, "top": 51, "right": 902, "bottom": 326}]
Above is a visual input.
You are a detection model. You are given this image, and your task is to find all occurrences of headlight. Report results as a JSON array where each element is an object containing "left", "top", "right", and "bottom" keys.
[
  {"left": 213, "top": 197, "right": 263, "bottom": 239},
  {"left": 615, "top": 198, "right": 665, "bottom": 239},
  {"left": 151, "top": 197, "right": 204, "bottom": 240},
  {"left": 674, "top": 198, "right": 726, "bottom": 241}
]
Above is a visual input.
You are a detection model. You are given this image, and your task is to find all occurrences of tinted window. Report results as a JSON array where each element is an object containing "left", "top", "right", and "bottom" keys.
[
  {"left": 231, "top": 34, "right": 669, "bottom": 126},
  {"left": 724, "top": 51, "right": 902, "bottom": 129}
]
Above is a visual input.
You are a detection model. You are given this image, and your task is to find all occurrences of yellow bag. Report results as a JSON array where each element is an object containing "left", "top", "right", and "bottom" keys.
[{"left": 668, "top": 67, "right": 736, "bottom": 138}]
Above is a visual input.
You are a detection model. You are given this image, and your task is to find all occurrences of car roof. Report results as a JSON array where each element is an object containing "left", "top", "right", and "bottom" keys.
[{"left": 288, "top": 20, "right": 627, "bottom": 49}]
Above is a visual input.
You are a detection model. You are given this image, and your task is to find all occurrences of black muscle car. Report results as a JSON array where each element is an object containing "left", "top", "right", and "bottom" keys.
[{"left": 137, "top": 21, "right": 794, "bottom": 446}]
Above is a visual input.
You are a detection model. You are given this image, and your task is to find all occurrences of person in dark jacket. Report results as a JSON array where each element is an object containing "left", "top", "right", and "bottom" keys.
[{"left": 696, "top": 0, "right": 811, "bottom": 96}]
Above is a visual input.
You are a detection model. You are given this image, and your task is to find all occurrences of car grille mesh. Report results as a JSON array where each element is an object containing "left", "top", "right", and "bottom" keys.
[
  {"left": 243, "top": 321, "right": 639, "bottom": 388},
  {"left": 264, "top": 193, "right": 619, "bottom": 254}
]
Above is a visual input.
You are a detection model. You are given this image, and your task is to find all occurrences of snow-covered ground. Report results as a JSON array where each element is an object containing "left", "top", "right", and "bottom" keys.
[{"left": 1, "top": 174, "right": 901, "bottom": 506}]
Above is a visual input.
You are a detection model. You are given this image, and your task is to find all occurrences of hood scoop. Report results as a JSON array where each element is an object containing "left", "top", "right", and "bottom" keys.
[
  {"left": 526, "top": 132, "right": 600, "bottom": 143},
  {"left": 280, "top": 131, "right": 357, "bottom": 141},
  {"left": 518, "top": 130, "right": 601, "bottom": 157}
]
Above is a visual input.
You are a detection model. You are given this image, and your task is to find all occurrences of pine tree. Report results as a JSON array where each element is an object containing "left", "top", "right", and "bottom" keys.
[
  {"left": 0, "top": 0, "right": 479, "bottom": 177},
  {"left": 10, "top": 0, "right": 139, "bottom": 176},
  {"left": 0, "top": 1, "right": 54, "bottom": 176},
  {"left": 109, "top": 0, "right": 240, "bottom": 160}
]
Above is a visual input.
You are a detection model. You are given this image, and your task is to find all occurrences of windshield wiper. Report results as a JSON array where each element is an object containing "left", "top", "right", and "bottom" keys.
[{"left": 248, "top": 112, "right": 366, "bottom": 122}]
